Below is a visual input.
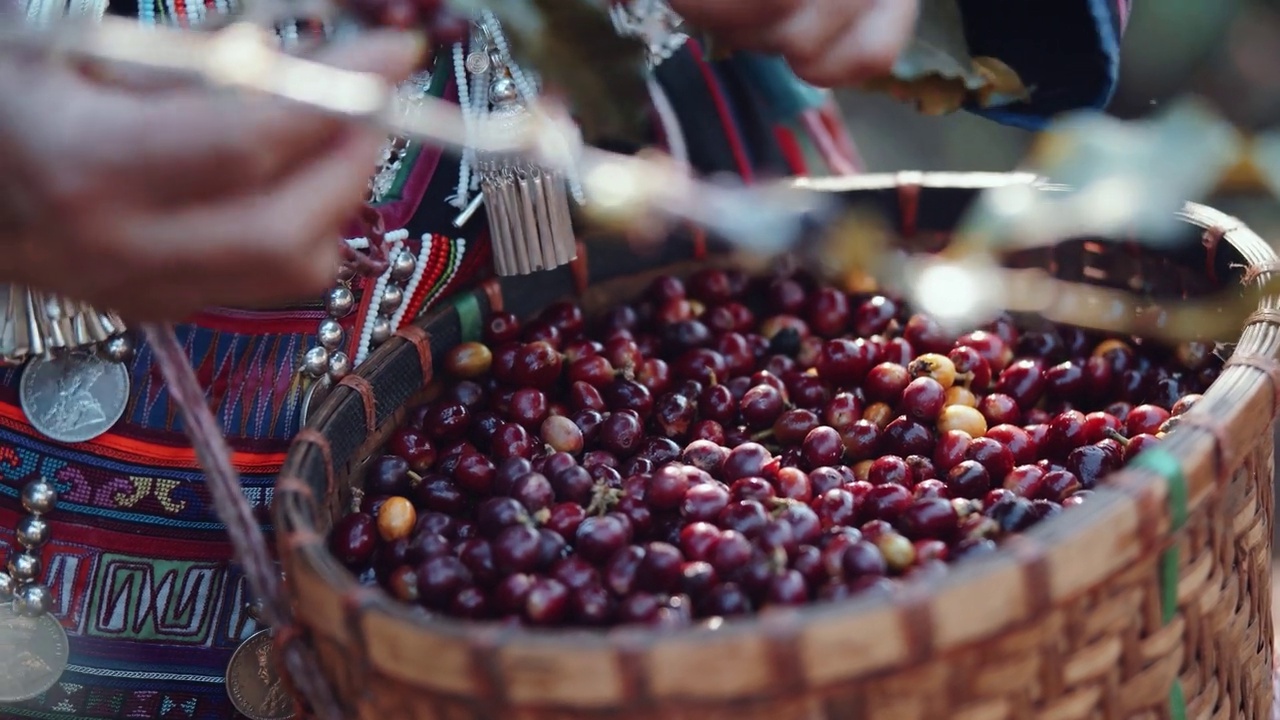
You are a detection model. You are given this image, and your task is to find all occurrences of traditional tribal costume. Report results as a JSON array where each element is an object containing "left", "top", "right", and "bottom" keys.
[{"left": 0, "top": 1, "right": 1129, "bottom": 717}]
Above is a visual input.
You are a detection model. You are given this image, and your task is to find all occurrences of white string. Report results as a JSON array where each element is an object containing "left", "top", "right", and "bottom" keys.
[
  {"left": 280, "top": 20, "right": 298, "bottom": 48},
  {"left": 647, "top": 76, "right": 688, "bottom": 170}
]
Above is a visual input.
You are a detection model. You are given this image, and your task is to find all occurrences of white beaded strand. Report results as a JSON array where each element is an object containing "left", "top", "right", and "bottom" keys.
[
  {"left": 353, "top": 241, "right": 402, "bottom": 366},
  {"left": 450, "top": 43, "right": 475, "bottom": 209},
  {"left": 388, "top": 235, "right": 435, "bottom": 333}
]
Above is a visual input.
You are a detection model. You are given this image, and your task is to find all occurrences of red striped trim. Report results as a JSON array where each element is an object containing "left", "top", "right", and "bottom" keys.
[
  {"left": 800, "top": 109, "right": 857, "bottom": 176},
  {"left": 685, "top": 39, "right": 754, "bottom": 183},
  {"left": 818, "top": 100, "right": 864, "bottom": 172},
  {"left": 773, "top": 125, "right": 809, "bottom": 177},
  {"left": 0, "top": 402, "right": 285, "bottom": 471}
]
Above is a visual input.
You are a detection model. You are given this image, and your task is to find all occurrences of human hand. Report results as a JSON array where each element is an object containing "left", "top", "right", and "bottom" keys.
[
  {"left": 668, "top": 0, "right": 919, "bottom": 87},
  {"left": 0, "top": 30, "right": 423, "bottom": 321}
]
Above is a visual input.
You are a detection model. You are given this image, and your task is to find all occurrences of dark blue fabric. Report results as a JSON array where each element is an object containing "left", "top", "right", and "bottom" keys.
[{"left": 959, "top": 0, "right": 1124, "bottom": 130}]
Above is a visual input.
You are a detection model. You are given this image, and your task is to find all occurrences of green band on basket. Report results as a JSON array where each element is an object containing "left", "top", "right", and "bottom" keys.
[
  {"left": 453, "top": 293, "right": 482, "bottom": 343},
  {"left": 1170, "top": 677, "right": 1188, "bottom": 720},
  {"left": 1130, "top": 448, "right": 1187, "bottom": 623},
  {"left": 1130, "top": 448, "right": 1189, "bottom": 712},
  {"left": 1132, "top": 448, "right": 1189, "bottom": 531}
]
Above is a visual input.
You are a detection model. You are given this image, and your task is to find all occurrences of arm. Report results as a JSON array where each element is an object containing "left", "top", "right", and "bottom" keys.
[{"left": 0, "top": 33, "right": 420, "bottom": 320}]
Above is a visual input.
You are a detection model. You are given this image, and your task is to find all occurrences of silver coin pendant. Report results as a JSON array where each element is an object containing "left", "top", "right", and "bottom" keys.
[
  {"left": 19, "top": 353, "right": 129, "bottom": 444},
  {"left": 0, "top": 606, "right": 70, "bottom": 702}
]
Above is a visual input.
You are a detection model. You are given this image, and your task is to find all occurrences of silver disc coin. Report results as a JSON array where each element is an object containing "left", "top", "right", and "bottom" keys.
[
  {"left": 226, "top": 630, "right": 296, "bottom": 720},
  {"left": 0, "top": 606, "right": 70, "bottom": 702},
  {"left": 19, "top": 353, "right": 129, "bottom": 444}
]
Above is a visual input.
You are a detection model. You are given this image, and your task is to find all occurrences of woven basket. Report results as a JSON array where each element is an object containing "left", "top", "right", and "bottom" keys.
[{"left": 275, "top": 172, "right": 1280, "bottom": 720}]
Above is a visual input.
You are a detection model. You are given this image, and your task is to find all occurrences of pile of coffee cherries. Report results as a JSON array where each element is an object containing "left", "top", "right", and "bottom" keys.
[{"left": 329, "top": 268, "right": 1218, "bottom": 628}]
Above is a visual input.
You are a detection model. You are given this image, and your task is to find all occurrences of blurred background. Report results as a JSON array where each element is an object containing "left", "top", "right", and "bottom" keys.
[{"left": 832, "top": 0, "right": 1280, "bottom": 614}]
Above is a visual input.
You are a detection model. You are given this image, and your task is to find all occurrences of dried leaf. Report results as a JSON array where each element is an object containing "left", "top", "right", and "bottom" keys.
[
  {"left": 860, "top": 0, "right": 1029, "bottom": 113},
  {"left": 452, "top": 0, "right": 650, "bottom": 144},
  {"left": 972, "top": 56, "right": 1030, "bottom": 107}
]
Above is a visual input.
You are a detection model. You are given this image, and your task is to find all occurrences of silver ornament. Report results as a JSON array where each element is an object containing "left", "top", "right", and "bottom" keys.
[
  {"left": 379, "top": 285, "right": 404, "bottom": 315},
  {"left": 13, "top": 583, "right": 52, "bottom": 618},
  {"left": 20, "top": 480, "right": 56, "bottom": 515},
  {"left": 390, "top": 250, "right": 417, "bottom": 282},
  {"left": 490, "top": 76, "right": 518, "bottom": 104},
  {"left": 324, "top": 286, "right": 355, "bottom": 318},
  {"left": 327, "top": 351, "right": 352, "bottom": 381},
  {"left": 370, "top": 317, "right": 392, "bottom": 346},
  {"left": 317, "top": 319, "right": 344, "bottom": 351},
  {"left": 15, "top": 516, "right": 49, "bottom": 549},
  {"left": 100, "top": 335, "right": 135, "bottom": 363},
  {"left": 8, "top": 552, "right": 40, "bottom": 583},
  {"left": 0, "top": 571, "right": 13, "bottom": 602},
  {"left": 336, "top": 265, "right": 356, "bottom": 283},
  {"left": 301, "top": 346, "right": 330, "bottom": 378}
]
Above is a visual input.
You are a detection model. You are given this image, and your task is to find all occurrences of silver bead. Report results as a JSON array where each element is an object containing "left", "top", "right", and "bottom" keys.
[
  {"left": 336, "top": 264, "right": 356, "bottom": 283},
  {"left": 8, "top": 552, "right": 40, "bottom": 583},
  {"left": 21, "top": 480, "right": 57, "bottom": 515},
  {"left": 0, "top": 572, "right": 14, "bottom": 602},
  {"left": 390, "top": 250, "right": 417, "bottom": 282},
  {"left": 325, "top": 286, "right": 356, "bottom": 318},
  {"left": 16, "top": 516, "right": 49, "bottom": 549},
  {"left": 101, "top": 334, "right": 135, "bottom": 363},
  {"left": 317, "top": 318, "right": 345, "bottom": 352},
  {"left": 327, "top": 351, "right": 352, "bottom": 381},
  {"left": 491, "top": 76, "right": 518, "bottom": 104},
  {"left": 370, "top": 316, "right": 392, "bottom": 346},
  {"left": 302, "top": 346, "right": 330, "bottom": 378},
  {"left": 14, "top": 583, "right": 52, "bottom": 617},
  {"left": 379, "top": 285, "right": 404, "bottom": 315}
]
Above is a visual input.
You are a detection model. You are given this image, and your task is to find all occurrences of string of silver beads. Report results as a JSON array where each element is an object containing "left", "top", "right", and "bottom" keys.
[
  {"left": 301, "top": 246, "right": 417, "bottom": 384},
  {"left": 0, "top": 478, "right": 57, "bottom": 617}
]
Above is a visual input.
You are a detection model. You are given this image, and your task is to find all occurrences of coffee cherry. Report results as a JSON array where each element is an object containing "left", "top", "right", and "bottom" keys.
[
  {"left": 937, "top": 405, "right": 987, "bottom": 437},
  {"left": 358, "top": 271, "right": 1218, "bottom": 628}
]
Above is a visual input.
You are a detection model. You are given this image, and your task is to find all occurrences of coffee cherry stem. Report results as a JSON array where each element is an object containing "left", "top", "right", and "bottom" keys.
[
  {"left": 1104, "top": 428, "right": 1131, "bottom": 446},
  {"left": 585, "top": 483, "right": 623, "bottom": 516},
  {"left": 407, "top": 470, "right": 424, "bottom": 487}
]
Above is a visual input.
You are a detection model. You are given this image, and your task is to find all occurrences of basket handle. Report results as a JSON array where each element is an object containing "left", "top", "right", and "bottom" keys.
[{"left": 142, "top": 322, "right": 345, "bottom": 720}]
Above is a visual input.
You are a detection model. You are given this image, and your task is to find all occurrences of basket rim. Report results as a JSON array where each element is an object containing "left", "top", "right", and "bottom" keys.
[{"left": 275, "top": 171, "right": 1280, "bottom": 700}]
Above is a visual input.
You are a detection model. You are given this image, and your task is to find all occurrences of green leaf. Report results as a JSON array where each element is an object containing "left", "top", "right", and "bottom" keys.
[{"left": 453, "top": 0, "right": 651, "bottom": 145}]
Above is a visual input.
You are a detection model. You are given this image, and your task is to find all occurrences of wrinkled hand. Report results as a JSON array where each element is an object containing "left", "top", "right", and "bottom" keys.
[
  {"left": 0, "top": 31, "right": 422, "bottom": 321},
  {"left": 668, "top": 0, "right": 919, "bottom": 87}
]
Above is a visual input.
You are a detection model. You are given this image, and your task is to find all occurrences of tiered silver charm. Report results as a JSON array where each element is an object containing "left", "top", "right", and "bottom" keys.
[
  {"left": 0, "top": 285, "right": 133, "bottom": 444},
  {"left": 609, "top": 0, "right": 688, "bottom": 68},
  {"left": 0, "top": 286, "right": 125, "bottom": 364},
  {"left": 462, "top": 18, "right": 577, "bottom": 276}
]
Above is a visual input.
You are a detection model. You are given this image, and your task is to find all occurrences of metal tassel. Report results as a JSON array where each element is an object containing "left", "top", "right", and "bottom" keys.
[
  {"left": 476, "top": 73, "right": 577, "bottom": 277},
  {"left": 0, "top": 284, "right": 126, "bottom": 364}
]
